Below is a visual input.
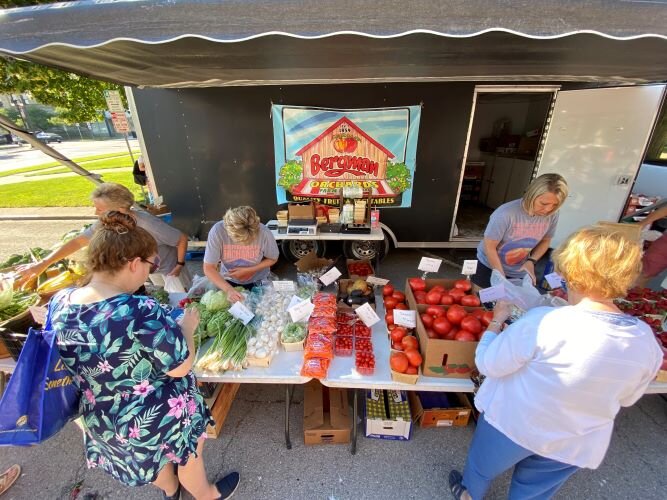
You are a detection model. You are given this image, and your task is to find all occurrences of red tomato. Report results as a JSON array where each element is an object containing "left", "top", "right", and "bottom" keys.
[
  {"left": 446, "top": 304, "right": 467, "bottom": 325},
  {"left": 383, "top": 284, "right": 394, "bottom": 296},
  {"left": 385, "top": 311, "right": 394, "bottom": 325},
  {"left": 420, "top": 313, "right": 434, "bottom": 328},
  {"left": 405, "top": 366, "right": 418, "bottom": 375},
  {"left": 460, "top": 315, "right": 482, "bottom": 335},
  {"left": 455, "top": 330, "right": 477, "bottom": 342},
  {"left": 440, "top": 294, "right": 454, "bottom": 305},
  {"left": 402, "top": 335, "right": 419, "bottom": 351},
  {"left": 432, "top": 317, "right": 452, "bottom": 336},
  {"left": 471, "top": 309, "right": 485, "bottom": 320},
  {"left": 481, "top": 311, "right": 494, "bottom": 327},
  {"left": 408, "top": 278, "right": 427, "bottom": 292},
  {"left": 390, "top": 352, "right": 409, "bottom": 373},
  {"left": 392, "top": 291, "right": 406, "bottom": 302},
  {"left": 444, "top": 327, "right": 459, "bottom": 340},
  {"left": 454, "top": 279, "right": 472, "bottom": 292},
  {"left": 449, "top": 288, "right": 466, "bottom": 304},
  {"left": 405, "top": 348, "right": 423, "bottom": 367},
  {"left": 461, "top": 295, "right": 481, "bottom": 307},
  {"left": 426, "top": 328, "right": 438, "bottom": 339},
  {"left": 394, "top": 303, "right": 408, "bottom": 310},
  {"left": 391, "top": 327, "right": 408, "bottom": 343},
  {"left": 384, "top": 297, "right": 398, "bottom": 310},
  {"left": 414, "top": 291, "right": 428, "bottom": 304},
  {"left": 387, "top": 323, "right": 396, "bottom": 331},
  {"left": 425, "top": 292, "right": 442, "bottom": 305},
  {"left": 426, "top": 305, "right": 446, "bottom": 317},
  {"left": 430, "top": 285, "right": 446, "bottom": 294},
  {"left": 392, "top": 342, "right": 404, "bottom": 351}
]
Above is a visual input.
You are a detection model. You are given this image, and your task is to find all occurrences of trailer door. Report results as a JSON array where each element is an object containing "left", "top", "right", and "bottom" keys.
[{"left": 535, "top": 85, "right": 666, "bottom": 247}]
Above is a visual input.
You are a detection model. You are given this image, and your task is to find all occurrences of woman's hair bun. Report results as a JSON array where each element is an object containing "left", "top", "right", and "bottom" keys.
[{"left": 99, "top": 210, "right": 136, "bottom": 234}]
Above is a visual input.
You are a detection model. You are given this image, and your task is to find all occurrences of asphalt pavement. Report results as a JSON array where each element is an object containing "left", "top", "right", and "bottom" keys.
[{"left": 0, "top": 237, "right": 666, "bottom": 499}]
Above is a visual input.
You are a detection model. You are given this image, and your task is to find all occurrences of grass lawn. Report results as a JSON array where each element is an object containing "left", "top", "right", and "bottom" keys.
[
  {"left": 25, "top": 155, "right": 135, "bottom": 177},
  {"left": 0, "top": 171, "right": 144, "bottom": 207},
  {"left": 0, "top": 151, "right": 140, "bottom": 178}
]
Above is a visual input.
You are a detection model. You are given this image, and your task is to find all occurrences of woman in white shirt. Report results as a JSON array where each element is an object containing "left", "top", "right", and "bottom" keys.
[{"left": 450, "top": 225, "right": 663, "bottom": 500}]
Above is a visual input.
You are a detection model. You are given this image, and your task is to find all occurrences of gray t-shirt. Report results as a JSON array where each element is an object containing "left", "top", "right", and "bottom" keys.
[
  {"left": 203, "top": 222, "right": 279, "bottom": 285},
  {"left": 476, "top": 199, "right": 558, "bottom": 278},
  {"left": 83, "top": 209, "right": 182, "bottom": 273}
]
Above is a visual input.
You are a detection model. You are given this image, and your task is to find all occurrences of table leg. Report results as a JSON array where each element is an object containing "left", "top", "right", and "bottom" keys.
[
  {"left": 285, "top": 384, "right": 293, "bottom": 450},
  {"left": 351, "top": 388, "right": 358, "bottom": 455},
  {"left": 375, "top": 240, "right": 381, "bottom": 275},
  {"left": 0, "top": 371, "right": 5, "bottom": 395}
]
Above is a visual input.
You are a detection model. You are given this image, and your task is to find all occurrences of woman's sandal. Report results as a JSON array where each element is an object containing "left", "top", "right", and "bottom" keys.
[
  {"left": 162, "top": 483, "right": 181, "bottom": 500},
  {"left": 448, "top": 470, "right": 468, "bottom": 500},
  {"left": 215, "top": 472, "right": 240, "bottom": 499},
  {"left": 0, "top": 464, "right": 21, "bottom": 497}
]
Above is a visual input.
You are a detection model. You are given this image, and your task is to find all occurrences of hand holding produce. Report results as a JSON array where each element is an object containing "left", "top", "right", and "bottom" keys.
[{"left": 492, "top": 300, "right": 512, "bottom": 324}]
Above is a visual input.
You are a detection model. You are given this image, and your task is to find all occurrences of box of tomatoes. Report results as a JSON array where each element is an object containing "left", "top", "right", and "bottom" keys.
[
  {"left": 346, "top": 259, "right": 375, "bottom": 279},
  {"left": 404, "top": 278, "right": 487, "bottom": 378}
]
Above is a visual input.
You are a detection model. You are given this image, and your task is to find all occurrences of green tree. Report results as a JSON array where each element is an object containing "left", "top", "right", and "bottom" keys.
[
  {"left": 278, "top": 160, "right": 303, "bottom": 191},
  {"left": 0, "top": 59, "right": 124, "bottom": 124}
]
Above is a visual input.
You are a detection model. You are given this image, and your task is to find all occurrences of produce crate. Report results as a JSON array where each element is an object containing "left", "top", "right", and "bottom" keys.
[
  {"left": 205, "top": 383, "right": 240, "bottom": 439},
  {"left": 0, "top": 305, "right": 41, "bottom": 360},
  {"left": 409, "top": 392, "right": 473, "bottom": 428}
]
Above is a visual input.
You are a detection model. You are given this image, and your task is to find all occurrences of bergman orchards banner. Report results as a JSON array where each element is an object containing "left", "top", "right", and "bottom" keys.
[{"left": 272, "top": 105, "right": 421, "bottom": 208}]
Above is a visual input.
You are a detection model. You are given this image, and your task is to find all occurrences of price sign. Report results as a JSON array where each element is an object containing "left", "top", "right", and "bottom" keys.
[
  {"left": 418, "top": 257, "right": 442, "bottom": 273},
  {"left": 273, "top": 280, "right": 296, "bottom": 293},
  {"left": 355, "top": 302, "right": 380, "bottom": 327},
  {"left": 288, "top": 299, "right": 314, "bottom": 323},
  {"left": 544, "top": 272, "right": 565, "bottom": 289},
  {"left": 29, "top": 305, "right": 47, "bottom": 325},
  {"left": 393, "top": 309, "right": 416, "bottom": 328},
  {"left": 366, "top": 276, "right": 390, "bottom": 286},
  {"left": 462, "top": 260, "right": 478, "bottom": 275},
  {"left": 479, "top": 285, "right": 506, "bottom": 303},
  {"left": 319, "top": 266, "right": 342, "bottom": 286},
  {"left": 229, "top": 301, "right": 255, "bottom": 325}
]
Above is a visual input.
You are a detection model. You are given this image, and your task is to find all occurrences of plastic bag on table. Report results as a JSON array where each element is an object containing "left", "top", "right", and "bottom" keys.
[
  {"left": 311, "top": 303, "right": 337, "bottom": 318},
  {"left": 312, "top": 292, "right": 337, "bottom": 308},
  {"left": 186, "top": 275, "right": 218, "bottom": 299},
  {"left": 300, "top": 357, "right": 330, "bottom": 379},
  {"left": 304, "top": 337, "right": 334, "bottom": 361},
  {"left": 490, "top": 270, "right": 566, "bottom": 318},
  {"left": 308, "top": 316, "right": 337, "bottom": 336}
]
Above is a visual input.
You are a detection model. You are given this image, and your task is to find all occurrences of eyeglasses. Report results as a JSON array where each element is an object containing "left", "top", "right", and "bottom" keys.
[{"left": 142, "top": 255, "right": 160, "bottom": 274}]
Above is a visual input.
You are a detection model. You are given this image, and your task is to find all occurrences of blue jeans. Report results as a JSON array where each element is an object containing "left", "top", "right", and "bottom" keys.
[{"left": 462, "top": 414, "right": 579, "bottom": 500}]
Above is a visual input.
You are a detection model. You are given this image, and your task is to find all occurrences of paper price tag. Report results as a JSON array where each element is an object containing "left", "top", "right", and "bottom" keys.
[
  {"left": 287, "top": 295, "right": 303, "bottom": 310},
  {"left": 462, "top": 260, "right": 478, "bottom": 275},
  {"left": 479, "top": 285, "right": 506, "bottom": 303},
  {"left": 288, "top": 299, "right": 314, "bottom": 323},
  {"left": 545, "top": 272, "right": 565, "bottom": 289},
  {"left": 355, "top": 302, "right": 380, "bottom": 327},
  {"left": 319, "top": 266, "right": 342, "bottom": 286},
  {"left": 273, "top": 280, "right": 296, "bottom": 293},
  {"left": 229, "top": 301, "right": 255, "bottom": 325},
  {"left": 418, "top": 257, "right": 442, "bottom": 273},
  {"left": 29, "top": 305, "right": 47, "bottom": 325},
  {"left": 366, "top": 276, "right": 390, "bottom": 286},
  {"left": 393, "top": 309, "right": 416, "bottom": 328}
]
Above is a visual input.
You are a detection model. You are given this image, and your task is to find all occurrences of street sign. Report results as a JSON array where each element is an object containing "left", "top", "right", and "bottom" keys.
[
  {"left": 110, "top": 112, "right": 130, "bottom": 133},
  {"left": 103, "top": 90, "right": 125, "bottom": 113}
]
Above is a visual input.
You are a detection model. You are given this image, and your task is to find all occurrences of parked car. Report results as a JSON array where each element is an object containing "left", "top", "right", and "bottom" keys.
[{"left": 35, "top": 131, "right": 63, "bottom": 143}]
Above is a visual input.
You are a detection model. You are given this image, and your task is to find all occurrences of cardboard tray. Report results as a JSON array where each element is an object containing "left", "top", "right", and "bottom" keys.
[{"left": 409, "top": 392, "right": 473, "bottom": 428}]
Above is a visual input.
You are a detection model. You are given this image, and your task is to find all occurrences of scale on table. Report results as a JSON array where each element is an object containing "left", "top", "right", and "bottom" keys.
[{"left": 287, "top": 220, "right": 317, "bottom": 235}]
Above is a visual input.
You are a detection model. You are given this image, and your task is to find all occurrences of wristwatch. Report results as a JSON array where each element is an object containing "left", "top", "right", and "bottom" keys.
[
  {"left": 526, "top": 257, "right": 537, "bottom": 264},
  {"left": 177, "top": 261, "right": 186, "bottom": 266}
]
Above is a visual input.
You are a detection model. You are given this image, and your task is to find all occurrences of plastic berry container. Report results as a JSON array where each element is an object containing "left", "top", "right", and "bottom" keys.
[
  {"left": 355, "top": 338, "right": 373, "bottom": 353},
  {"left": 354, "top": 324, "right": 371, "bottom": 338},
  {"left": 334, "top": 336, "right": 353, "bottom": 357},
  {"left": 355, "top": 350, "right": 375, "bottom": 375}
]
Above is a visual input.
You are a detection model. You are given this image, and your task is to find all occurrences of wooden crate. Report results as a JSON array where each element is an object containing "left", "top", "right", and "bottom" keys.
[{"left": 205, "top": 383, "right": 240, "bottom": 438}]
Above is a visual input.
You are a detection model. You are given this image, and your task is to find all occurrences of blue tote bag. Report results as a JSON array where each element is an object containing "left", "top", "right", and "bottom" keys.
[{"left": 0, "top": 301, "right": 80, "bottom": 446}]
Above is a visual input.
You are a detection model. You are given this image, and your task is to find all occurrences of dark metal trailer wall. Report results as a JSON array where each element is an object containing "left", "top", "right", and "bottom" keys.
[{"left": 134, "top": 82, "right": 475, "bottom": 242}]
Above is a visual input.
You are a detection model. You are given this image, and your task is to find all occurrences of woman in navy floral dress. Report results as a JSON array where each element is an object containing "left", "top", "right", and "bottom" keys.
[{"left": 49, "top": 211, "right": 239, "bottom": 500}]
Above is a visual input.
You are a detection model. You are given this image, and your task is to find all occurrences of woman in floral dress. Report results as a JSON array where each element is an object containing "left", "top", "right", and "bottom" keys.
[{"left": 49, "top": 211, "right": 239, "bottom": 500}]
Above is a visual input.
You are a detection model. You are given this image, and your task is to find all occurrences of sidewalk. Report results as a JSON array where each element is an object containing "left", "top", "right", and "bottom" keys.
[{"left": 0, "top": 206, "right": 95, "bottom": 220}]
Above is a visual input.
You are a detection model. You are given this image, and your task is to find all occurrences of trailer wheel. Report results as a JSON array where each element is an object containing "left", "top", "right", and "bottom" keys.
[
  {"left": 343, "top": 233, "right": 390, "bottom": 262},
  {"left": 281, "top": 239, "right": 327, "bottom": 262}
]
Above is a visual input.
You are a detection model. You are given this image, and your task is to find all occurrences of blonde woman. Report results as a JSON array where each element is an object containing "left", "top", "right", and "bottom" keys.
[
  {"left": 473, "top": 173, "right": 569, "bottom": 288},
  {"left": 203, "top": 206, "right": 279, "bottom": 303},
  {"left": 17, "top": 183, "right": 190, "bottom": 288},
  {"left": 450, "top": 226, "right": 662, "bottom": 500}
]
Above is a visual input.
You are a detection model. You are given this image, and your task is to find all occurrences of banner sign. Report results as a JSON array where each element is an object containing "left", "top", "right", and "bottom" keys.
[{"left": 272, "top": 105, "right": 421, "bottom": 208}]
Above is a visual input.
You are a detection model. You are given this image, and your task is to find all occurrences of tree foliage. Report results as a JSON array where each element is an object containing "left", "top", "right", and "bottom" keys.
[{"left": 0, "top": 58, "right": 124, "bottom": 124}]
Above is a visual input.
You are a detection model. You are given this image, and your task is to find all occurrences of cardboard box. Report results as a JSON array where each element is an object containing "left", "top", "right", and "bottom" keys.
[
  {"left": 288, "top": 201, "right": 316, "bottom": 223},
  {"left": 304, "top": 380, "right": 352, "bottom": 445},
  {"left": 346, "top": 259, "right": 375, "bottom": 279},
  {"left": 295, "top": 251, "right": 334, "bottom": 274},
  {"left": 365, "top": 389, "right": 413, "bottom": 441},
  {"left": 337, "top": 278, "right": 375, "bottom": 311},
  {"left": 205, "top": 383, "right": 240, "bottom": 438},
  {"left": 409, "top": 392, "right": 473, "bottom": 428},
  {"left": 597, "top": 221, "right": 642, "bottom": 241}
]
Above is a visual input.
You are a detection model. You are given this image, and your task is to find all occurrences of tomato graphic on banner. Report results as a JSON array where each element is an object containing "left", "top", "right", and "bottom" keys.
[{"left": 273, "top": 106, "right": 421, "bottom": 208}]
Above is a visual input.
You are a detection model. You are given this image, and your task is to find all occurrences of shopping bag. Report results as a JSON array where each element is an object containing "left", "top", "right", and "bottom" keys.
[
  {"left": 0, "top": 302, "right": 80, "bottom": 446},
  {"left": 490, "top": 270, "right": 566, "bottom": 313}
]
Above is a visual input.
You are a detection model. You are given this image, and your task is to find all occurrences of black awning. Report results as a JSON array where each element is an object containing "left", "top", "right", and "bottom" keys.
[{"left": 1, "top": 0, "right": 666, "bottom": 87}]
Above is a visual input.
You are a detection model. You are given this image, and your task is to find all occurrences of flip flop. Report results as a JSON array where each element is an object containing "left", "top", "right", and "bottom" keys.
[
  {"left": 215, "top": 471, "right": 240, "bottom": 499},
  {"left": 448, "top": 470, "right": 468, "bottom": 500},
  {"left": 0, "top": 464, "right": 21, "bottom": 497}
]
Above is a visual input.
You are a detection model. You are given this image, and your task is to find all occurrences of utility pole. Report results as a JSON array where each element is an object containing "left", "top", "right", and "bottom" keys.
[{"left": 10, "top": 94, "right": 33, "bottom": 131}]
